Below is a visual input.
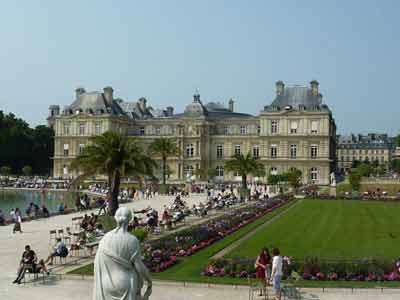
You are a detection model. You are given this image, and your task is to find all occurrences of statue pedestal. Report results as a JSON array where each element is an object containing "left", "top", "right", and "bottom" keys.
[{"left": 329, "top": 186, "right": 337, "bottom": 197}]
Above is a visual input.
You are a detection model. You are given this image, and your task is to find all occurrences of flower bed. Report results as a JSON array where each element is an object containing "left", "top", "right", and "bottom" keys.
[
  {"left": 142, "top": 195, "right": 292, "bottom": 272},
  {"left": 202, "top": 256, "right": 400, "bottom": 282}
]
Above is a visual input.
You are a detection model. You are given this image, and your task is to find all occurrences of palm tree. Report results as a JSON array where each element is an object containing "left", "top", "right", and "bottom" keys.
[
  {"left": 70, "top": 131, "right": 155, "bottom": 215},
  {"left": 149, "top": 137, "right": 178, "bottom": 185},
  {"left": 224, "top": 153, "right": 265, "bottom": 190}
]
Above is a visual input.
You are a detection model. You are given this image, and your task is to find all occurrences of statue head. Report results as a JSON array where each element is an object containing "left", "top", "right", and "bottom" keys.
[{"left": 114, "top": 207, "right": 132, "bottom": 231}]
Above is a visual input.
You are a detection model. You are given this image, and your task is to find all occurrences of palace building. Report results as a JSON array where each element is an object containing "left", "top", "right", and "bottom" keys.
[{"left": 48, "top": 80, "right": 337, "bottom": 185}]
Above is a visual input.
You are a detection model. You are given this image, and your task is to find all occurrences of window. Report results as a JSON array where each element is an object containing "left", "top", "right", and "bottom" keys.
[
  {"left": 310, "top": 167, "right": 318, "bottom": 183},
  {"left": 290, "top": 144, "right": 297, "bottom": 159},
  {"left": 186, "top": 144, "right": 194, "bottom": 157},
  {"left": 184, "top": 165, "right": 194, "bottom": 177},
  {"left": 78, "top": 144, "right": 85, "bottom": 154},
  {"left": 79, "top": 122, "right": 86, "bottom": 135},
  {"left": 94, "top": 122, "right": 102, "bottom": 135},
  {"left": 270, "top": 144, "right": 277, "bottom": 158},
  {"left": 63, "top": 123, "right": 70, "bottom": 135},
  {"left": 233, "top": 170, "right": 240, "bottom": 177},
  {"left": 223, "top": 126, "right": 229, "bottom": 135},
  {"left": 310, "top": 145, "right": 318, "bottom": 158},
  {"left": 253, "top": 145, "right": 259, "bottom": 158},
  {"left": 139, "top": 127, "right": 145, "bottom": 136},
  {"left": 240, "top": 125, "right": 247, "bottom": 135},
  {"left": 63, "top": 144, "right": 69, "bottom": 157},
  {"left": 311, "top": 120, "right": 319, "bottom": 134},
  {"left": 234, "top": 145, "right": 241, "bottom": 155},
  {"left": 216, "top": 145, "right": 223, "bottom": 159},
  {"left": 271, "top": 120, "right": 278, "bottom": 134},
  {"left": 341, "top": 156, "right": 344, "bottom": 162},
  {"left": 155, "top": 127, "right": 161, "bottom": 135},
  {"left": 216, "top": 166, "right": 224, "bottom": 177},
  {"left": 257, "top": 125, "right": 261, "bottom": 134},
  {"left": 270, "top": 167, "right": 278, "bottom": 175},
  {"left": 290, "top": 121, "right": 298, "bottom": 134},
  {"left": 63, "top": 165, "right": 68, "bottom": 175}
]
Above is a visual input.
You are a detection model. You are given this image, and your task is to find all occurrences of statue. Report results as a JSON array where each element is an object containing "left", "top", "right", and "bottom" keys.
[
  {"left": 330, "top": 172, "right": 336, "bottom": 187},
  {"left": 93, "top": 207, "right": 152, "bottom": 300}
]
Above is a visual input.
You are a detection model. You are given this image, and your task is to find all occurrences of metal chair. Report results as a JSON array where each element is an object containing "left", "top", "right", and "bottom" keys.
[
  {"left": 49, "top": 230, "right": 57, "bottom": 246},
  {"left": 248, "top": 276, "right": 268, "bottom": 300}
]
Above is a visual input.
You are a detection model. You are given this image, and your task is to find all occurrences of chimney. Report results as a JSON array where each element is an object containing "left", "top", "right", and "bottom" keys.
[
  {"left": 166, "top": 106, "right": 174, "bottom": 116},
  {"left": 228, "top": 98, "right": 234, "bottom": 112},
  {"left": 75, "top": 87, "right": 86, "bottom": 99},
  {"left": 275, "top": 81, "right": 284, "bottom": 96},
  {"left": 310, "top": 80, "right": 319, "bottom": 97},
  {"left": 49, "top": 105, "right": 60, "bottom": 117},
  {"left": 138, "top": 98, "right": 147, "bottom": 112},
  {"left": 103, "top": 86, "right": 114, "bottom": 103},
  {"left": 193, "top": 92, "right": 200, "bottom": 103}
]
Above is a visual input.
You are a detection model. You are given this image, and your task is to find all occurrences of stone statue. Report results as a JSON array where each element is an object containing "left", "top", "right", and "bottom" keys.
[
  {"left": 93, "top": 207, "right": 152, "bottom": 300},
  {"left": 330, "top": 172, "right": 336, "bottom": 187}
]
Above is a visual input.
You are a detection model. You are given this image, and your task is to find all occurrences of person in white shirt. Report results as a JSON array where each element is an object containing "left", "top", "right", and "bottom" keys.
[{"left": 271, "top": 248, "right": 283, "bottom": 300}]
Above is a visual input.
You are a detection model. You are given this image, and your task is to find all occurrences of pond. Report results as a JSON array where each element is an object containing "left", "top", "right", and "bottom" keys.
[{"left": 0, "top": 189, "right": 76, "bottom": 216}]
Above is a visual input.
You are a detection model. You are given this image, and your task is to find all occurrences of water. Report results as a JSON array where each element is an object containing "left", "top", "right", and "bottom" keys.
[{"left": 0, "top": 189, "right": 76, "bottom": 216}]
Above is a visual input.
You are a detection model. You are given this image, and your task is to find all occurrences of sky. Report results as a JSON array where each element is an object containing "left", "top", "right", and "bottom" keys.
[{"left": 0, "top": 0, "right": 399, "bottom": 135}]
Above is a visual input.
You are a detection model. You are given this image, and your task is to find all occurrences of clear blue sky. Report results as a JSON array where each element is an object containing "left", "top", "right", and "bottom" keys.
[{"left": 0, "top": 0, "right": 399, "bottom": 135}]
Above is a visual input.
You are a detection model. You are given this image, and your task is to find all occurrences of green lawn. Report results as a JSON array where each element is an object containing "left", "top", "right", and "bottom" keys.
[
  {"left": 225, "top": 199, "right": 400, "bottom": 260},
  {"left": 70, "top": 201, "right": 294, "bottom": 283}
]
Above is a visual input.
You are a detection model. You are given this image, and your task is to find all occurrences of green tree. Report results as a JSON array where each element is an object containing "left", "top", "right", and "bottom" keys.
[
  {"left": 349, "top": 170, "right": 362, "bottom": 191},
  {"left": 22, "top": 165, "right": 33, "bottom": 176},
  {"left": 395, "top": 134, "right": 400, "bottom": 147},
  {"left": 224, "top": 153, "right": 264, "bottom": 190},
  {"left": 195, "top": 167, "right": 217, "bottom": 181},
  {"left": 149, "top": 138, "right": 178, "bottom": 185},
  {"left": 267, "top": 174, "right": 283, "bottom": 186},
  {"left": 356, "top": 163, "right": 373, "bottom": 177},
  {"left": 0, "top": 166, "right": 12, "bottom": 176},
  {"left": 282, "top": 168, "right": 302, "bottom": 191},
  {"left": 391, "top": 159, "right": 400, "bottom": 173},
  {"left": 71, "top": 131, "right": 155, "bottom": 215}
]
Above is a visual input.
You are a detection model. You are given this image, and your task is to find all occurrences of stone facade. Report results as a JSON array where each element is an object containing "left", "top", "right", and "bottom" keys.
[
  {"left": 336, "top": 133, "right": 393, "bottom": 173},
  {"left": 48, "top": 80, "right": 336, "bottom": 185}
]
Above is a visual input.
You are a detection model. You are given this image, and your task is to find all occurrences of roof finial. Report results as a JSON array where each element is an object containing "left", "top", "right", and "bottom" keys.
[{"left": 193, "top": 88, "right": 200, "bottom": 102}]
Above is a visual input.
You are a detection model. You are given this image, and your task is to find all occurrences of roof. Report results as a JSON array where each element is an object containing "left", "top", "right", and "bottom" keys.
[
  {"left": 64, "top": 91, "right": 126, "bottom": 116},
  {"left": 264, "top": 85, "right": 329, "bottom": 112}
]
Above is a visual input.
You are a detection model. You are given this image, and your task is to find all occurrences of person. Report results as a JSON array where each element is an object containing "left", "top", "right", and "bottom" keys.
[
  {"left": 45, "top": 238, "right": 68, "bottom": 265},
  {"left": 33, "top": 203, "right": 40, "bottom": 218},
  {"left": 57, "top": 202, "right": 65, "bottom": 213},
  {"left": 13, "top": 208, "right": 22, "bottom": 234},
  {"left": 41, "top": 205, "right": 50, "bottom": 218},
  {"left": 93, "top": 207, "right": 152, "bottom": 300},
  {"left": 13, "top": 245, "right": 37, "bottom": 284},
  {"left": 0, "top": 209, "right": 5, "bottom": 225},
  {"left": 255, "top": 247, "right": 271, "bottom": 296},
  {"left": 98, "top": 198, "right": 107, "bottom": 215},
  {"left": 271, "top": 248, "right": 283, "bottom": 300}
]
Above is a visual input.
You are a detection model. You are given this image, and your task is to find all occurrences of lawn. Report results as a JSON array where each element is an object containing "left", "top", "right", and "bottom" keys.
[
  {"left": 225, "top": 199, "right": 400, "bottom": 260},
  {"left": 70, "top": 201, "right": 295, "bottom": 283}
]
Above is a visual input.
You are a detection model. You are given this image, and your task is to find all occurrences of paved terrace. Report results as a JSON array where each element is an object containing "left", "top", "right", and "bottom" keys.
[{"left": 0, "top": 193, "right": 399, "bottom": 299}]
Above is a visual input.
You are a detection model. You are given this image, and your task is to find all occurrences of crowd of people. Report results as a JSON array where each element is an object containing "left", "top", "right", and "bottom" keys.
[{"left": 0, "top": 177, "right": 71, "bottom": 190}]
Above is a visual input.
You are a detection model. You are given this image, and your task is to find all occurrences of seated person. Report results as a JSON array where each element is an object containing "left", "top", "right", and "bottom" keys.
[
  {"left": 41, "top": 205, "right": 50, "bottom": 218},
  {"left": 57, "top": 202, "right": 65, "bottom": 213},
  {"left": 45, "top": 238, "right": 68, "bottom": 265},
  {"left": 0, "top": 209, "right": 5, "bottom": 225},
  {"left": 13, "top": 245, "right": 37, "bottom": 284}
]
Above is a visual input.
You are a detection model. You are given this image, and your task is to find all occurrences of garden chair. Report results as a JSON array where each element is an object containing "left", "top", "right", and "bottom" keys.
[
  {"left": 282, "top": 284, "right": 301, "bottom": 300},
  {"left": 248, "top": 276, "right": 268, "bottom": 300},
  {"left": 49, "top": 230, "right": 57, "bottom": 247}
]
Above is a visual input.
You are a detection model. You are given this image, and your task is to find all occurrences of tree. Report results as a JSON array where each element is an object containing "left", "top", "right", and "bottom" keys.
[
  {"left": 349, "top": 170, "right": 362, "bottom": 191},
  {"left": 70, "top": 131, "right": 156, "bottom": 215},
  {"left": 149, "top": 138, "right": 178, "bottom": 185},
  {"left": 396, "top": 134, "right": 400, "bottom": 147},
  {"left": 282, "top": 168, "right": 302, "bottom": 191},
  {"left": 356, "top": 163, "right": 373, "bottom": 177},
  {"left": 0, "top": 166, "right": 11, "bottom": 176},
  {"left": 392, "top": 159, "right": 400, "bottom": 173},
  {"left": 22, "top": 165, "right": 32, "bottom": 176},
  {"left": 195, "top": 167, "right": 217, "bottom": 181},
  {"left": 224, "top": 153, "right": 264, "bottom": 190}
]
